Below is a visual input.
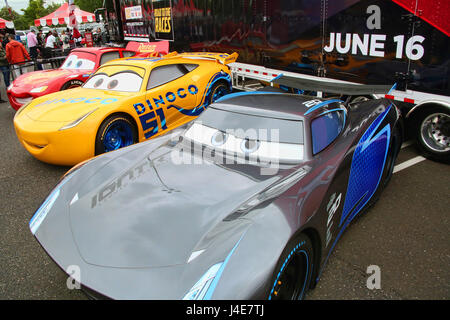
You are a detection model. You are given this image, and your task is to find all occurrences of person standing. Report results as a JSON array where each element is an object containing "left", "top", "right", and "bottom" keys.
[
  {"left": 2, "top": 33, "right": 10, "bottom": 49},
  {"left": 5, "top": 34, "right": 30, "bottom": 79},
  {"left": 44, "top": 30, "right": 58, "bottom": 68},
  {"left": 60, "top": 30, "right": 70, "bottom": 54},
  {"left": 26, "top": 29, "right": 42, "bottom": 70},
  {"left": 45, "top": 30, "right": 57, "bottom": 51},
  {"left": 27, "top": 30, "right": 38, "bottom": 59},
  {"left": 37, "top": 30, "right": 44, "bottom": 49},
  {"left": 72, "top": 27, "right": 82, "bottom": 47},
  {"left": 0, "top": 45, "right": 9, "bottom": 103}
]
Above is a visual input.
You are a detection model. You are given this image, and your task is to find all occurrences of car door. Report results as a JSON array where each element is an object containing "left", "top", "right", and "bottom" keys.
[{"left": 142, "top": 63, "right": 199, "bottom": 139}]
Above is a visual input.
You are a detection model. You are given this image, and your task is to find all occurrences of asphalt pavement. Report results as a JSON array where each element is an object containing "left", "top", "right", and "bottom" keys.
[{"left": 0, "top": 100, "right": 448, "bottom": 300}]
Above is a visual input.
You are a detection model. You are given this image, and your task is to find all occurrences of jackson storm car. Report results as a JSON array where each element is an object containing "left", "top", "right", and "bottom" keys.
[
  {"left": 28, "top": 81, "right": 402, "bottom": 299},
  {"left": 13, "top": 51, "right": 237, "bottom": 166}
]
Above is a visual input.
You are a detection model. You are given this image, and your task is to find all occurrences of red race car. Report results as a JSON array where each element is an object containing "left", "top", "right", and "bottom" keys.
[{"left": 7, "top": 47, "right": 136, "bottom": 111}]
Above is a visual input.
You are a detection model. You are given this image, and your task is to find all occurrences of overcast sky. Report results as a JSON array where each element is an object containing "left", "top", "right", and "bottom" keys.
[{"left": 3, "top": 0, "right": 65, "bottom": 13}]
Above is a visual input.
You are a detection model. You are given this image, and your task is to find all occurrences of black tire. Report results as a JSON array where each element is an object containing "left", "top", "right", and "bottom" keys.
[
  {"left": 209, "top": 82, "right": 230, "bottom": 104},
  {"left": 95, "top": 115, "right": 137, "bottom": 155},
  {"left": 61, "top": 80, "right": 84, "bottom": 90},
  {"left": 268, "top": 233, "right": 314, "bottom": 300},
  {"left": 413, "top": 106, "right": 450, "bottom": 163}
]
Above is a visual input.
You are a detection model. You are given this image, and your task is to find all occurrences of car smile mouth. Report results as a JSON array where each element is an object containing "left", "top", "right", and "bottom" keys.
[{"left": 23, "top": 140, "right": 48, "bottom": 151}]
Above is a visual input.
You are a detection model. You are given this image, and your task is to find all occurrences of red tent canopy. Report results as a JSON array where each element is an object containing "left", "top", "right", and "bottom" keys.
[
  {"left": 0, "top": 18, "right": 14, "bottom": 29},
  {"left": 34, "top": 3, "right": 95, "bottom": 27}
]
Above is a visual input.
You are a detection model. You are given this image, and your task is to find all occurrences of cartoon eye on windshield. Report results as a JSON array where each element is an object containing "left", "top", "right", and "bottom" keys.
[
  {"left": 184, "top": 122, "right": 305, "bottom": 163},
  {"left": 211, "top": 131, "right": 228, "bottom": 146},
  {"left": 61, "top": 55, "right": 95, "bottom": 70},
  {"left": 107, "top": 79, "right": 119, "bottom": 90},
  {"left": 241, "top": 138, "right": 260, "bottom": 153},
  {"left": 94, "top": 78, "right": 104, "bottom": 88},
  {"left": 83, "top": 71, "right": 143, "bottom": 92}
]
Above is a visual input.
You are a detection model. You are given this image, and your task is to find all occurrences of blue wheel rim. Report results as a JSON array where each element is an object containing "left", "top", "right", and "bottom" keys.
[
  {"left": 212, "top": 85, "right": 228, "bottom": 102},
  {"left": 103, "top": 120, "right": 134, "bottom": 152}
]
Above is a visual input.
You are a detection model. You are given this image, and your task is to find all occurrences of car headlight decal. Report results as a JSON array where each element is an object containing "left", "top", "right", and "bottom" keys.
[
  {"left": 29, "top": 189, "right": 60, "bottom": 235},
  {"left": 59, "top": 108, "right": 98, "bottom": 131},
  {"left": 183, "top": 234, "right": 244, "bottom": 300},
  {"left": 30, "top": 86, "right": 48, "bottom": 93},
  {"left": 182, "top": 262, "right": 223, "bottom": 300},
  {"left": 232, "top": 166, "right": 310, "bottom": 217}
]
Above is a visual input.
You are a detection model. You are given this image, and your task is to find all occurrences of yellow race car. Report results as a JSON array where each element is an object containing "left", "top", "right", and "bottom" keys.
[{"left": 14, "top": 51, "right": 238, "bottom": 166}]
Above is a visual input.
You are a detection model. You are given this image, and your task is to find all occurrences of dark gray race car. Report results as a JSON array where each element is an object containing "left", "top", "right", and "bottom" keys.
[{"left": 30, "top": 87, "right": 402, "bottom": 300}]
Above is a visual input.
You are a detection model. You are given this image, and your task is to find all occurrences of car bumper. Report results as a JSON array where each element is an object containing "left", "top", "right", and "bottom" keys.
[
  {"left": 7, "top": 93, "right": 33, "bottom": 111},
  {"left": 14, "top": 115, "right": 96, "bottom": 166}
]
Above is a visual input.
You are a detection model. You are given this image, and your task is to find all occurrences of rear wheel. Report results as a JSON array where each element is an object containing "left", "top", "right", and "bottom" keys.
[
  {"left": 95, "top": 115, "right": 137, "bottom": 155},
  {"left": 414, "top": 106, "right": 450, "bottom": 163},
  {"left": 209, "top": 82, "right": 230, "bottom": 104},
  {"left": 268, "top": 234, "right": 314, "bottom": 300}
]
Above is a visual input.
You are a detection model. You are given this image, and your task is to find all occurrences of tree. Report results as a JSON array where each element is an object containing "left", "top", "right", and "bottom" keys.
[
  {"left": 74, "top": 0, "right": 103, "bottom": 13},
  {"left": 21, "top": 0, "right": 59, "bottom": 24},
  {"left": 0, "top": 7, "right": 20, "bottom": 21}
]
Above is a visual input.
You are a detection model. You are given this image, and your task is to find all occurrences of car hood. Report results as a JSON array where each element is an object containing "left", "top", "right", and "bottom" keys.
[
  {"left": 21, "top": 88, "right": 129, "bottom": 122},
  {"left": 67, "top": 145, "right": 276, "bottom": 269},
  {"left": 11, "top": 69, "right": 90, "bottom": 91}
]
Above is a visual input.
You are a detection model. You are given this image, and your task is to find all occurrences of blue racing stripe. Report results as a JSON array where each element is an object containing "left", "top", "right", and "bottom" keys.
[{"left": 304, "top": 99, "right": 344, "bottom": 115}]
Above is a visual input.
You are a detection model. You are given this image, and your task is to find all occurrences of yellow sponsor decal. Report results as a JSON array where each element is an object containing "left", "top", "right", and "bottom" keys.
[{"left": 154, "top": 7, "right": 172, "bottom": 33}]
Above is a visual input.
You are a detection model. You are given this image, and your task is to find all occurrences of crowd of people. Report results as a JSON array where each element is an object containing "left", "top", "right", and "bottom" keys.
[{"left": 0, "top": 27, "right": 108, "bottom": 103}]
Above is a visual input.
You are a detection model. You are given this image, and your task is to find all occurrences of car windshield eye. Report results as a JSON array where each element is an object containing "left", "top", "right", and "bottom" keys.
[
  {"left": 66, "top": 60, "right": 72, "bottom": 67},
  {"left": 94, "top": 78, "right": 103, "bottom": 88},
  {"left": 76, "top": 60, "right": 83, "bottom": 68},
  {"left": 241, "top": 138, "right": 260, "bottom": 153},
  {"left": 211, "top": 131, "right": 228, "bottom": 146},
  {"left": 107, "top": 79, "right": 119, "bottom": 89}
]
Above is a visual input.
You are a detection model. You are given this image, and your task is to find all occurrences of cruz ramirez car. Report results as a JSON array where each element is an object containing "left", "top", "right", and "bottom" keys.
[
  {"left": 7, "top": 47, "right": 138, "bottom": 111},
  {"left": 28, "top": 82, "right": 402, "bottom": 299},
  {"left": 13, "top": 51, "right": 238, "bottom": 166}
]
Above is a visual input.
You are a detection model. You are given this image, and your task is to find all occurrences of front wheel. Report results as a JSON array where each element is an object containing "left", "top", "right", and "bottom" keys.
[
  {"left": 95, "top": 115, "right": 137, "bottom": 155},
  {"left": 61, "top": 80, "right": 84, "bottom": 90},
  {"left": 414, "top": 106, "right": 450, "bottom": 163},
  {"left": 268, "top": 233, "right": 314, "bottom": 300}
]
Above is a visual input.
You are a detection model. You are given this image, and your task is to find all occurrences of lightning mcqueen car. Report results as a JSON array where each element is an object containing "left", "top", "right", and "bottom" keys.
[
  {"left": 7, "top": 47, "right": 137, "bottom": 111},
  {"left": 29, "top": 81, "right": 402, "bottom": 299}
]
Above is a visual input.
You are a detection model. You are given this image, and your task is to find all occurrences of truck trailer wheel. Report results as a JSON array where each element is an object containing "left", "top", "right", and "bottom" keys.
[{"left": 414, "top": 106, "right": 450, "bottom": 163}]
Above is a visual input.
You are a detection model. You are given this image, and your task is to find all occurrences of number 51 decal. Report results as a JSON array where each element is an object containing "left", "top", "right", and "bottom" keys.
[{"left": 139, "top": 108, "right": 168, "bottom": 139}]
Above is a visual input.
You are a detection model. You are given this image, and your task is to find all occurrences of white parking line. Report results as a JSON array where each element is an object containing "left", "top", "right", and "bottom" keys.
[{"left": 393, "top": 156, "right": 426, "bottom": 173}]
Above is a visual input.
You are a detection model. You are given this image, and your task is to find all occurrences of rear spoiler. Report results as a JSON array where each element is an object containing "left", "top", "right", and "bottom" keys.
[
  {"left": 177, "top": 52, "right": 239, "bottom": 65},
  {"left": 271, "top": 74, "right": 393, "bottom": 96}
]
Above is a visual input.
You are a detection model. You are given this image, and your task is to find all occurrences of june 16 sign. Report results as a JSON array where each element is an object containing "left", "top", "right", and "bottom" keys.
[{"left": 152, "top": 0, "right": 174, "bottom": 41}]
